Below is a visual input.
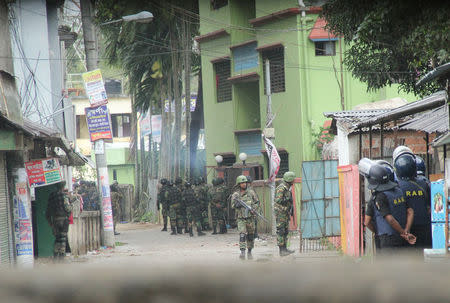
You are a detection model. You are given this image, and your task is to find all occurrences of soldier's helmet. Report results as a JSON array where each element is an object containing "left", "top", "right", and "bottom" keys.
[
  {"left": 212, "top": 178, "right": 217, "bottom": 186},
  {"left": 185, "top": 181, "right": 191, "bottom": 188},
  {"left": 175, "top": 177, "right": 182, "bottom": 185},
  {"left": 246, "top": 176, "right": 253, "bottom": 183},
  {"left": 160, "top": 178, "right": 168, "bottom": 185},
  {"left": 283, "top": 171, "right": 296, "bottom": 183},
  {"left": 368, "top": 164, "right": 397, "bottom": 191},
  {"left": 199, "top": 177, "right": 205, "bottom": 184},
  {"left": 217, "top": 178, "right": 224, "bottom": 185},
  {"left": 236, "top": 175, "right": 248, "bottom": 185},
  {"left": 415, "top": 156, "right": 426, "bottom": 176},
  {"left": 392, "top": 145, "right": 414, "bottom": 163},
  {"left": 375, "top": 160, "right": 396, "bottom": 182},
  {"left": 394, "top": 153, "right": 417, "bottom": 180}
]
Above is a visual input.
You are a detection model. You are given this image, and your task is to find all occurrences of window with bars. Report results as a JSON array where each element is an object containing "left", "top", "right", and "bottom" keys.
[
  {"left": 315, "top": 41, "right": 336, "bottom": 56},
  {"left": 214, "top": 61, "right": 232, "bottom": 102},
  {"left": 276, "top": 152, "right": 289, "bottom": 178},
  {"left": 111, "top": 114, "right": 131, "bottom": 137},
  {"left": 211, "top": 0, "right": 228, "bottom": 10},
  {"left": 262, "top": 47, "right": 285, "bottom": 94}
]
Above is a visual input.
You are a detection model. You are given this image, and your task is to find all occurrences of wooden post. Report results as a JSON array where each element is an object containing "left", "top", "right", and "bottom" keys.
[{"left": 380, "top": 123, "right": 384, "bottom": 159}]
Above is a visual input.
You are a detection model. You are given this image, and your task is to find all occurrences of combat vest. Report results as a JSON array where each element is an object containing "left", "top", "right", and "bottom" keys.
[
  {"left": 233, "top": 190, "right": 254, "bottom": 219},
  {"left": 373, "top": 187, "right": 407, "bottom": 236},
  {"left": 183, "top": 188, "right": 197, "bottom": 208},
  {"left": 53, "top": 192, "right": 71, "bottom": 218},
  {"left": 398, "top": 179, "right": 430, "bottom": 226},
  {"left": 212, "top": 185, "right": 226, "bottom": 202}
]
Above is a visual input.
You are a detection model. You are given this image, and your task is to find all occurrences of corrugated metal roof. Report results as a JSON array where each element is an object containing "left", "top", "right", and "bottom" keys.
[
  {"left": 398, "top": 105, "right": 448, "bottom": 133},
  {"left": 324, "top": 109, "right": 389, "bottom": 119},
  {"left": 416, "top": 62, "right": 450, "bottom": 86},
  {"left": 355, "top": 90, "right": 447, "bottom": 128}
]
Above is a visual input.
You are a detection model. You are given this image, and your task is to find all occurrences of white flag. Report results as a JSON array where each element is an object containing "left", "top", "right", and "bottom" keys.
[{"left": 263, "top": 135, "right": 281, "bottom": 182}]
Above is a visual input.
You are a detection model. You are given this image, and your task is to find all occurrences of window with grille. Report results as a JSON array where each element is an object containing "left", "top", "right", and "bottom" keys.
[
  {"left": 315, "top": 41, "right": 336, "bottom": 56},
  {"left": 211, "top": 0, "right": 228, "bottom": 10},
  {"left": 262, "top": 47, "right": 285, "bottom": 94},
  {"left": 112, "top": 114, "right": 132, "bottom": 137},
  {"left": 276, "top": 152, "right": 289, "bottom": 178},
  {"left": 214, "top": 61, "right": 232, "bottom": 102}
]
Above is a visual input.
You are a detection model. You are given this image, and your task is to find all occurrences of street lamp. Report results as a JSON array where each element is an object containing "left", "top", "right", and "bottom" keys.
[
  {"left": 100, "top": 11, "right": 154, "bottom": 25},
  {"left": 215, "top": 155, "right": 223, "bottom": 167},
  {"left": 239, "top": 152, "right": 247, "bottom": 166}
]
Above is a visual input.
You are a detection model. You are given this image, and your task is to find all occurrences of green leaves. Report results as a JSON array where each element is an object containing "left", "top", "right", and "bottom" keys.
[{"left": 322, "top": 0, "right": 450, "bottom": 96}]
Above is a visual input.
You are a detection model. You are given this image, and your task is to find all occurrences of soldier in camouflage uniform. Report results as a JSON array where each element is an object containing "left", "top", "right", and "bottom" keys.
[
  {"left": 157, "top": 179, "right": 170, "bottom": 231},
  {"left": 174, "top": 177, "right": 188, "bottom": 233},
  {"left": 110, "top": 181, "right": 123, "bottom": 236},
  {"left": 275, "top": 171, "right": 296, "bottom": 256},
  {"left": 210, "top": 178, "right": 228, "bottom": 234},
  {"left": 183, "top": 181, "right": 206, "bottom": 237},
  {"left": 196, "top": 177, "right": 211, "bottom": 231},
  {"left": 168, "top": 181, "right": 183, "bottom": 235},
  {"left": 231, "top": 175, "right": 260, "bottom": 260},
  {"left": 46, "top": 181, "right": 73, "bottom": 261}
]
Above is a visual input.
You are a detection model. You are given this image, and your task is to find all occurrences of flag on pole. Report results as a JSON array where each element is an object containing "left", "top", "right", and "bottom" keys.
[{"left": 263, "top": 135, "right": 281, "bottom": 182}]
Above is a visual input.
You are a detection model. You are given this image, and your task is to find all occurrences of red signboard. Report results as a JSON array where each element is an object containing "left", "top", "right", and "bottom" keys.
[{"left": 24, "top": 158, "right": 62, "bottom": 188}]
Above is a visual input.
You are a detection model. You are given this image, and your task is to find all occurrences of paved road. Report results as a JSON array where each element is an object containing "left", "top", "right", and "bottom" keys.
[{"left": 69, "top": 223, "right": 340, "bottom": 266}]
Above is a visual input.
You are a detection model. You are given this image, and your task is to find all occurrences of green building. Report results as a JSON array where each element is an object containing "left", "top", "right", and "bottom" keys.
[{"left": 196, "top": 0, "right": 415, "bottom": 180}]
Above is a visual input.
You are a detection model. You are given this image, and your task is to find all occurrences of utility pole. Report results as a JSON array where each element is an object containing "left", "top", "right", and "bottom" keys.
[
  {"left": 80, "top": 0, "right": 115, "bottom": 247},
  {"left": 265, "top": 59, "right": 276, "bottom": 236}
]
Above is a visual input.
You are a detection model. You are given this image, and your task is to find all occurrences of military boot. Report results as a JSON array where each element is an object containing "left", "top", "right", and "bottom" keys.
[
  {"left": 189, "top": 227, "right": 194, "bottom": 237},
  {"left": 177, "top": 227, "right": 183, "bottom": 234},
  {"left": 239, "top": 249, "right": 246, "bottom": 260},
  {"left": 170, "top": 227, "right": 177, "bottom": 235},
  {"left": 247, "top": 248, "right": 253, "bottom": 260},
  {"left": 198, "top": 229, "right": 206, "bottom": 236},
  {"left": 279, "top": 245, "right": 294, "bottom": 257},
  {"left": 161, "top": 224, "right": 167, "bottom": 232},
  {"left": 218, "top": 225, "right": 226, "bottom": 234},
  {"left": 212, "top": 225, "right": 217, "bottom": 235}
]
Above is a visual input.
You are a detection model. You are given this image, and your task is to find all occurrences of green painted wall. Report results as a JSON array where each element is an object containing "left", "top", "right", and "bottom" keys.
[
  {"left": 33, "top": 184, "right": 57, "bottom": 257},
  {"left": 198, "top": 0, "right": 417, "bottom": 180},
  {"left": 0, "top": 129, "right": 16, "bottom": 151},
  {"left": 108, "top": 164, "right": 135, "bottom": 185}
]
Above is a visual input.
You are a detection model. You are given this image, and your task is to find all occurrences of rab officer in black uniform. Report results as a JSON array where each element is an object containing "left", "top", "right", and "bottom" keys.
[
  {"left": 394, "top": 153, "right": 432, "bottom": 249},
  {"left": 363, "top": 164, "right": 416, "bottom": 254}
]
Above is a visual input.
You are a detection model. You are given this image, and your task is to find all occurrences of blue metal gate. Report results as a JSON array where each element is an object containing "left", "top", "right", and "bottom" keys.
[{"left": 301, "top": 160, "right": 340, "bottom": 239}]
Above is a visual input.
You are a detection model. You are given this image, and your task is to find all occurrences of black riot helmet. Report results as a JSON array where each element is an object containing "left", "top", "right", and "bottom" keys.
[
  {"left": 185, "top": 181, "right": 191, "bottom": 188},
  {"left": 394, "top": 153, "right": 417, "bottom": 180},
  {"left": 246, "top": 176, "right": 253, "bottom": 183},
  {"left": 368, "top": 164, "right": 397, "bottom": 191},
  {"left": 415, "top": 156, "right": 426, "bottom": 176},
  {"left": 375, "top": 160, "right": 395, "bottom": 183}
]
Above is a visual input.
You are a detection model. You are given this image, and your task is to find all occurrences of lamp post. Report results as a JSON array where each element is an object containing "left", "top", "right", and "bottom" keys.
[
  {"left": 239, "top": 152, "right": 247, "bottom": 166},
  {"left": 80, "top": 3, "right": 154, "bottom": 247},
  {"left": 215, "top": 155, "right": 224, "bottom": 179}
]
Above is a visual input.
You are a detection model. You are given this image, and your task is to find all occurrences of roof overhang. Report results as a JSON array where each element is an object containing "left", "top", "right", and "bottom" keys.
[
  {"left": 228, "top": 72, "right": 260, "bottom": 84},
  {"left": 308, "top": 18, "right": 338, "bottom": 41},
  {"left": 195, "top": 28, "right": 229, "bottom": 43}
]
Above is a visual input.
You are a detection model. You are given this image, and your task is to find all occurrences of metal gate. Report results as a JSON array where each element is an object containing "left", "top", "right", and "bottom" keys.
[
  {"left": 300, "top": 160, "right": 340, "bottom": 251},
  {"left": 0, "top": 153, "right": 12, "bottom": 266}
]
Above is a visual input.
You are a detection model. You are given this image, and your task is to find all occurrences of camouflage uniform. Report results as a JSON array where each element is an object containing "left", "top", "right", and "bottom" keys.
[
  {"left": 110, "top": 184, "right": 123, "bottom": 234},
  {"left": 196, "top": 180, "right": 211, "bottom": 230},
  {"left": 157, "top": 180, "right": 170, "bottom": 231},
  {"left": 274, "top": 180, "right": 293, "bottom": 247},
  {"left": 46, "top": 183, "right": 72, "bottom": 260},
  {"left": 211, "top": 179, "right": 228, "bottom": 234},
  {"left": 231, "top": 188, "right": 260, "bottom": 251},
  {"left": 175, "top": 178, "right": 188, "bottom": 233},
  {"left": 168, "top": 183, "right": 183, "bottom": 234},
  {"left": 182, "top": 184, "right": 205, "bottom": 237}
]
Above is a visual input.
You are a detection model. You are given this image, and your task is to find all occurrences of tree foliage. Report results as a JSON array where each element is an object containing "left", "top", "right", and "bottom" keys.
[
  {"left": 322, "top": 0, "right": 450, "bottom": 96},
  {"left": 95, "top": 0, "right": 199, "bottom": 112}
]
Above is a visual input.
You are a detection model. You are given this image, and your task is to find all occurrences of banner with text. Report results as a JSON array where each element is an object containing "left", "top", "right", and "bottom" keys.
[
  {"left": 82, "top": 69, "right": 108, "bottom": 107},
  {"left": 24, "top": 158, "right": 62, "bottom": 188},
  {"left": 85, "top": 105, "right": 113, "bottom": 142},
  {"left": 139, "top": 111, "right": 151, "bottom": 137},
  {"left": 151, "top": 115, "right": 162, "bottom": 143}
]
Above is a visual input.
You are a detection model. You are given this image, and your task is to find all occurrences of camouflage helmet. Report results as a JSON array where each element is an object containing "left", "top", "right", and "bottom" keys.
[
  {"left": 211, "top": 178, "right": 217, "bottom": 186},
  {"left": 175, "top": 177, "right": 182, "bottom": 185},
  {"left": 283, "top": 171, "right": 296, "bottom": 183},
  {"left": 217, "top": 177, "right": 224, "bottom": 185},
  {"left": 236, "top": 175, "right": 248, "bottom": 184}
]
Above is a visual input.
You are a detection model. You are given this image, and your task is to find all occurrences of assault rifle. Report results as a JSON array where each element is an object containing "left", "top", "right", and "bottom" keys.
[{"left": 234, "top": 198, "right": 269, "bottom": 224}]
